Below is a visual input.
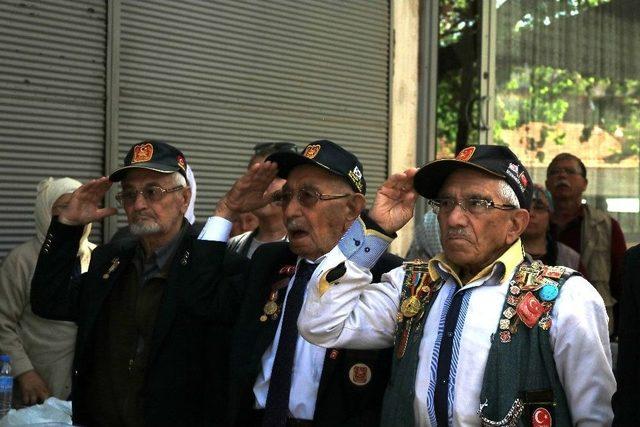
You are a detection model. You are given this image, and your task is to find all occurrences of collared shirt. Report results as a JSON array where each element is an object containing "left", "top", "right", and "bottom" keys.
[
  {"left": 253, "top": 257, "right": 327, "bottom": 420},
  {"left": 133, "top": 225, "right": 186, "bottom": 286},
  {"left": 299, "top": 238, "right": 616, "bottom": 426},
  {"left": 199, "top": 217, "right": 327, "bottom": 420}
]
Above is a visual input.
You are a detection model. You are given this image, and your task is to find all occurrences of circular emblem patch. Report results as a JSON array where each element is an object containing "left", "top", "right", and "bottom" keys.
[
  {"left": 348, "top": 363, "right": 372, "bottom": 386},
  {"left": 531, "top": 407, "right": 552, "bottom": 427}
]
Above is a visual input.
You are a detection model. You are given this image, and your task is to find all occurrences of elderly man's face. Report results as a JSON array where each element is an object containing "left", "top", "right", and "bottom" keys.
[
  {"left": 545, "top": 158, "right": 587, "bottom": 201},
  {"left": 282, "top": 165, "right": 363, "bottom": 260},
  {"left": 121, "top": 169, "right": 190, "bottom": 239},
  {"left": 437, "top": 169, "right": 528, "bottom": 279}
]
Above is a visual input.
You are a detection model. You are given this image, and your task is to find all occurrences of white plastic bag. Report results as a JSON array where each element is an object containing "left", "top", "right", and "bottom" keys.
[{"left": 0, "top": 397, "right": 72, "bottom": 426}]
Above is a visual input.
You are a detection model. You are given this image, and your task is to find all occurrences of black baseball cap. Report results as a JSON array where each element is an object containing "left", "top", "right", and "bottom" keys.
[
  {"left": 109, "top": 140, "right": 188, "bottom": 182},
  {"left": 413, "top": 145, "right": 533, "bottom": 209},
  {"left": 266, "top": 139, "right": 366, "bottom": 194}
]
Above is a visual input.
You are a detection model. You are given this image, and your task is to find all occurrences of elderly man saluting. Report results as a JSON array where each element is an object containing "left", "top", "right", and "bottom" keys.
[
  {"left": 299, "top": 145, "right": 615, "bottom": 426},
  {"left": 30, "top": 141, "right": 250, "bottom": 427}
]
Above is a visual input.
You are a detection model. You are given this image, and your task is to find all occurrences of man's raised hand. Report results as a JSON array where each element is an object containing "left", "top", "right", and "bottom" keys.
[
  {"left": 369, "top": 168, "right": 419, "bottom": 234},
  {"left": 215, "top": 161, "right": 279, "bottom": 220},
  {"left": 58, "top": 177, "right": 117, "bottom": 226}
]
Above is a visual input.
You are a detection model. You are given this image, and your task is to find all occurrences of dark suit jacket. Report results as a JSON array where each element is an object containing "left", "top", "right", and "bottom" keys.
[
  {"left": 31, "top": 219, "right": 245, "bottom": 427},
  {"left": 612, "top": 244, "right": 640, "bottom": 426},
  {"left": 227, "top": 241, "right": 403, "bottom": 426}
]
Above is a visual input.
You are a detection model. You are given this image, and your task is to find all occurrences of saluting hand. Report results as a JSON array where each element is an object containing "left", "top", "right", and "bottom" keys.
[
  {"left": 58, "top": 177, "right": 117, "bottom": 226},
  {"left": 215, "top": 161, "right": 279, "bottom": 221},
  {"left": 369, "top": 168, "right": 419, "bottom": 234}
]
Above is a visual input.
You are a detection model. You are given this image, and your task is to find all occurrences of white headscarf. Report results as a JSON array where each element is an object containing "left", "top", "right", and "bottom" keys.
[
  {"left": 35, "top": 177, "right": 93, "bottom": 271},
  {"left": 185, "top": 165, "right": 197, "bottom": 225}
]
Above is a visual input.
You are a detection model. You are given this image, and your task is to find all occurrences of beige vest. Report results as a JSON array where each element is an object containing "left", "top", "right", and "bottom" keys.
[{"left": 580, "top": 205, "right": 614, "bottom": 307}]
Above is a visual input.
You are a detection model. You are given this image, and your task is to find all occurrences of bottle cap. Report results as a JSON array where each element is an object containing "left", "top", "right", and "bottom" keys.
[{"left": 0, "top": 355, "right": 10, "bottom": 363}]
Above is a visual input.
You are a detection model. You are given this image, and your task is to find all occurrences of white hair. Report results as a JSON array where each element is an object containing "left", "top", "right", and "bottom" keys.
[
  {"left": 497, "top": 180, "right": 520, "bottom": 208},
  {"left": 171, "top": 171, "right": 187, "bottom": 187}
]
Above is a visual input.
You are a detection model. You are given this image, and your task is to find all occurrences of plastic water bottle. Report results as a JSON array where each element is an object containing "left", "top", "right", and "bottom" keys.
[{"left": 0, "top": 354, "right": 12, "bottom": 418}]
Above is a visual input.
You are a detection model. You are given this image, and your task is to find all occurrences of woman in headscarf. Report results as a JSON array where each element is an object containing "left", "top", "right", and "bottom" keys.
[
  {"left": 0, "top": 177, "right": 95, "bottom": 406},
  {"left": 522, "top": 184, "right": 583, "bottom": 271}
]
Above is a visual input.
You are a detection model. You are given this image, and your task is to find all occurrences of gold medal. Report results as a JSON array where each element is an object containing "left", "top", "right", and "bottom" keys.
[
  {"left": 259, "top": 315, "right": 268, "bottom": 322},
  {"left": 263, "top": 301, "right": 278, "bottom": 316},
  {"left": 400, "top": 296, "right": 422, "bottom": 318}
]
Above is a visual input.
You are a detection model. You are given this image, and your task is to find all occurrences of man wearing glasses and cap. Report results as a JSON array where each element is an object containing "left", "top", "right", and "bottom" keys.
[
  {"left": 228, "top": 142, "right": 297, "bottom": 259},
  {"left": 199, "top": 139, "right": 403, "bottom": 426},
  {"left": 297, "top": 145, "right": 615, "bottom": 426},
  {"left": 30, "top": 140, "right": 249, "bottom": 426}
]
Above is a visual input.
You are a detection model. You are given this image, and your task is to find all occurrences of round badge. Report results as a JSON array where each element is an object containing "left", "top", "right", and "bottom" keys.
[
  {"left": 539, "top": 284, "right": 559, "bottom": 302},
  {"left": 348, "top": 363, "right": 372, "bottom": 386},
  {"left": 531, "top": 407, "right": 552, "bottom": 427}
]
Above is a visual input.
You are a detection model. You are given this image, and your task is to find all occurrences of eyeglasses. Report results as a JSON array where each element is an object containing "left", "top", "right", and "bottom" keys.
[
  {"left": 272, "top": 188, "right": 352, "bottom": 208},
  {"left": 115, "top": 185, "right": 184, "bottom": 206},
  {"left": 547, "top": 167, "right": 582, "bottom": 177},
  {"left": 253, "top": 142, "right": 298, "bottom": 155},
  {"left": 429, "top": 198, "right": 517, "bottom": 216}
]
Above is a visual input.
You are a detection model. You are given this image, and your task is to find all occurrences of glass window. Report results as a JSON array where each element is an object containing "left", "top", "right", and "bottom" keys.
[{"left": 493, "top": 0, "right": 639, "bottom": 244}]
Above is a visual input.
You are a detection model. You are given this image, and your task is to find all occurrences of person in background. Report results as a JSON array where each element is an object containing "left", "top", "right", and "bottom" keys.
[
  {"left": 228, "top": 142, "right": 297, "bottom": 258},
  {"left": 0, "top": 177, "right": 95, "bottom": 406},
  {"left": 522, "top": 184, "right": 582, "bottom": 271},
  {"left": 546, "top": 152, "right": 626, "bottom": 337},
  {"left": 405, "top": 210, "right": 443, "bottom": 261},
  {"left": 230, "top": 212, "right": 259, "bottom": 238},
  {"left": 612, "top": 243, "right": 640, "bottom": 425}
]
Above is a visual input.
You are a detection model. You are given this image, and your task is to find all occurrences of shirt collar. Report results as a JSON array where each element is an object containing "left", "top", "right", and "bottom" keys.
[{"left": 428, "top": 239, "right": 525, "bottom": 287}]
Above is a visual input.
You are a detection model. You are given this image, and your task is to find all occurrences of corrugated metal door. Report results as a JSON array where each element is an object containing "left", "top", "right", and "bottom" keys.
[
  {"left": 116, "top": 0, "right": 389, "bottom": 223},
  {"left": 0, "top": 0, "right": 107, "bottom": 260}
]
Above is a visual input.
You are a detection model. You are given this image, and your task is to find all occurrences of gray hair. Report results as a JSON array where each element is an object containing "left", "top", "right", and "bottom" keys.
[
  {"left": 497, "top": 180, "right": 520, "bottom": 208},
  {"left": 171, "top": 171, "right": 188, "bottom": 187}
]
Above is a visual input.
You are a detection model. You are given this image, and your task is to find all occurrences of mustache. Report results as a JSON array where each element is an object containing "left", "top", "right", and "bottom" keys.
[
  {"left": 285, "top": 219, "right": 304, "bottom": 232},
  {"left": 554, "top": 179, "right": 570, "bottom": 188},
  {"left": 445, "top": 227, "right": 472, "bottom": 240}
]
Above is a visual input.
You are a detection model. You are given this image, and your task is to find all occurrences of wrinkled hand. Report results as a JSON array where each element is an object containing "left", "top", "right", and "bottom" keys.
[
  {"left": 215, "top": 161, "right": 279, "bottom": 220},
  {"left": 58, "top": 177, "right": 117, "bottom": 226},
  {"left": 369, "top": 168, "right": 419, "bottom": 234},
  {"left": 16, "top": 370, "right": 50, "bottom": 406}
]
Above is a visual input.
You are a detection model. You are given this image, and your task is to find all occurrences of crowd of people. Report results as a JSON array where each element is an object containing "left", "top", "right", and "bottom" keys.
[{"left": 0, "top": 138, "right": 636, "bottom": 426}]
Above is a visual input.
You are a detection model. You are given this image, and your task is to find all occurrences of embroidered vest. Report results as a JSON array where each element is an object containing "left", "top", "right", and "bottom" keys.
[{"left": 381, "top": 260, "right": 577, "bottom": 427}]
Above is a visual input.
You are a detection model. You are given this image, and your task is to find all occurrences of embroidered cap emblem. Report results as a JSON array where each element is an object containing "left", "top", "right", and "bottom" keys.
[
  {"left": 177, "top": 155, "right": 186, "bottom": 171},
  {"left": 455, "top": 146, "right": 476, "bottom": 162},
  {"left": 303, "top": 144, "right": 321, "bottom": 159},
  {"left": 132, "top": 143, "right": 154, "bottom": 163}
]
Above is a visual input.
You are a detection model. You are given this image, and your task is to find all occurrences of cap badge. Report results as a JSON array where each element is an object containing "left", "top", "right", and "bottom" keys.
[
  {"left": 348, "top": 165, "right": 364, "bottom": 192},
  {"left": 132, "top": 143, "right": 154, "bottom": 164},
  {"left": 519, "top": 172, "right": 529, "bottom": 188},
  {"left": 177, "top": 155, "right": 186, "bottom": 171},
  {"left": 456, "top": 146, "right": 476, "bottom": 162},
  {"left": 508, "top": 163, "right": 519, "bottom": 173},
  {"left": 348, "top": 363, "right": 372, "bottom": 386},
  {"left": 303, "top": 144, "right": 321, "bottom": 159}
]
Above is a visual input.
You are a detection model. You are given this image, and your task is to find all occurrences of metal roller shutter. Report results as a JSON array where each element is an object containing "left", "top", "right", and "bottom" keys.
[
  {"left": 117, "top": 0, "right": 389, "bottom": 224},
  {"left": 0, "top": 0, "right": 107, "bottom": 260}
]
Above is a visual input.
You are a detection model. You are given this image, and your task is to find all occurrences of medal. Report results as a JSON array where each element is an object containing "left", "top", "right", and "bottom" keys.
[
  {"left": 400, "top": 296, "right": 422, "bottom": 318},
  {"left": 263, "top": 300, "right": 278, "bottom": 316},
  {"left": 102, "top": 258, "right": 120, "bottom": 280},
  {"left": 259, "top": 315, "right": 268, "bottom": 322}
]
